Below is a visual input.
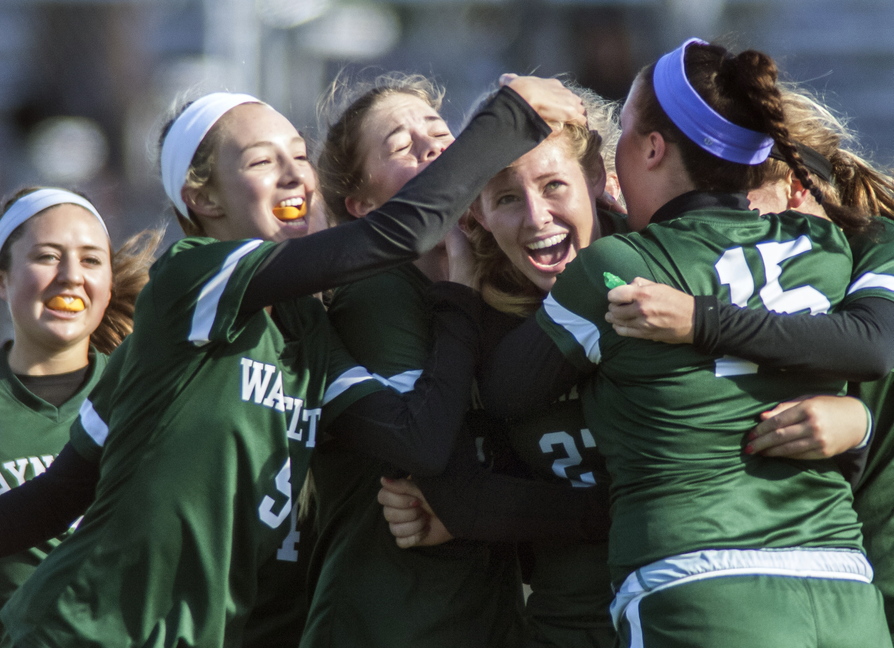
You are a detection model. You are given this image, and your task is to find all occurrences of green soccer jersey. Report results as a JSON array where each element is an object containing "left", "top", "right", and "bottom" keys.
[
  {"left": 504, "top": 394, "right": 614, "bottom": 648},
  {"left": 1, "top": 237, "right": 383, "bottom": 648},
  {"left": 303, "top": 263, "right": 523, "bottom": 648},
  {"left": 536, "top": 193, "right": 864, "bottom": 579},
  {"left": 0, "top": 345, "right": 107, "bottom": 619},
  {"left": 846, "top": 217, "right": 894, "bottom": 636}
]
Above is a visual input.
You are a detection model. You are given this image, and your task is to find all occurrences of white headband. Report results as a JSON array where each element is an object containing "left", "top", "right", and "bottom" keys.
[
  {"left": 160, "top": 92, "right": 261, "bottom": 219},
  {"left": 0, "top": 188, "right": 108, "bottom": 253}
]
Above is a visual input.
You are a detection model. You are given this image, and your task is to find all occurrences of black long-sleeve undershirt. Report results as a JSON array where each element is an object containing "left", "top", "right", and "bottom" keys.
[
  {"left": 693, "top": 296, "right": 894, "bottom": 382},
  {"left": 414, "top": 426, "right": 610, "bottom": 543}
]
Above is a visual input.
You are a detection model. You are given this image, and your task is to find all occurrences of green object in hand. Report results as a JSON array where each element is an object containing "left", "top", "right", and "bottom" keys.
[{"left": 603, "top": 272, "right": 627, "bottom": 289}]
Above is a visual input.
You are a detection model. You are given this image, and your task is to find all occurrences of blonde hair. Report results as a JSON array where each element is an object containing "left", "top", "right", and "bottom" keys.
[
  {"left": 464, "top": 86, "right": 611, "bottom": 317},
  {"left": 763, "top": 83, "right": 894, "bottom": 220},
  {"left": 316, "top": 71, "right": 446, "bottom": 225}
]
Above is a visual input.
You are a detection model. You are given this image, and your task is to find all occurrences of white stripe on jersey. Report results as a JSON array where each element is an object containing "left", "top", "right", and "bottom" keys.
[
  {"left": 610, "top": 547, "right": 872, "bottom": 630},
  {"left": 79, "top": 399, "right": 109, "bottom": 448},
  {"left": 372, "top": 369, "right": 422, "bottom": 394},
  {"left": 543, "top": 293, "right": 603, "bottom": 364},
  {"left": 323, "top": 366, "right": 376, "bottom": 405},
  {"left": 189, "top": 239, "right": 264, "bottom": 346},
  {"left": 847, "top": 271, "right": 894, "bottom": 296}
]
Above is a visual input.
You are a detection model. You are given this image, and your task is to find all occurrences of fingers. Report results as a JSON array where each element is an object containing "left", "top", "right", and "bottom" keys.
[
  {"left": 379, "top": 476, "right": 423, "bottom": 499},
  {"left": 501, "top": 74, "right": 586, "bottom": 129}
]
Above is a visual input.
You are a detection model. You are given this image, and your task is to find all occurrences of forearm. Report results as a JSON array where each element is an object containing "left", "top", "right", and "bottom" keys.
[
  {"left": 0, "top": 443, "right": 98, "bottom": 556},
  {"left": 328, "top": 283, "right": 483, "bottom": 477},
  {"left": 241, "top": 88, "right": 550, "bottom": 312},
  {"left": 479, "top": 315, "right": 580, "bottom": 419},
  {"left": 415, "top": 430, "right": 610, "bottom": 543},
  {"left": 694, "top": 296, "right": 894, "bottom": 381}
]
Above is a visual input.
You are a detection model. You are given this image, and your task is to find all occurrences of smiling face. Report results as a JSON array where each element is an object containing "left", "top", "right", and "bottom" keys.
[
  {"left": 0, "top": 205, "right": 112, "bottom": 361},
  {"left": 198, "top": 103, "right": 317, "bottom": 243},
  {"left": 349, "top": 93, "right": 454, "bottom": 214},
  {"left": 473, "top": 134, "right": 604, "bottom": 293}
]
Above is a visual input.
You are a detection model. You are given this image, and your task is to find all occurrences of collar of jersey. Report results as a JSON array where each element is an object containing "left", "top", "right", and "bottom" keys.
[{"left": 650, "top": 190, "right": 752, "bottom": 225}]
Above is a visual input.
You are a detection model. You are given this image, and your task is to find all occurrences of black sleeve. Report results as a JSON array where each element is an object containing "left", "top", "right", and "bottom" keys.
[
  {"left": 326, "top": 282, "right": 484, "bottom": 477},
  {"left": 693, "top": 296, "right": 894, "bottom": 382},
  {"left": 0, "top": 442, "right": 98, "bottom": 557},
  {"left": 414, "top": 427, "right": 610, "bottom": 543},
  {"left": 240, "top": 87, "right": 551, "bottom": 313},
  {"left": 479, "top": 315, "right": 581, "bottom": 420}
]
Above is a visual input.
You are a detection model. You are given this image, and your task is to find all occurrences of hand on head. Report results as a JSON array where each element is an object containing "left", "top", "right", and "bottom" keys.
[{"left": 500, "top": 74, "right": 587, "bottom": 131}]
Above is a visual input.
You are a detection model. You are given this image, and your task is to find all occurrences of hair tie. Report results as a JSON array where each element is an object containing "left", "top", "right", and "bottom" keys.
[
  {"left": 653, "top": 38, "right": 774, "bottom": 165},
  {"left": 0, "top": 189, "right": 108, "bottom": 253},
  {"left": 160, "top": 92, "right": 262, "bottom": 219}
]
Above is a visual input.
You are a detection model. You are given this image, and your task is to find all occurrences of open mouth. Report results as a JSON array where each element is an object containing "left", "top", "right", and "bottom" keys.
[
  {"left": 525, "top": 232, "right": 573, "bottom": 269},
  {"left": 46, "top": 295, "right": 85, "bottom": 312},
  {"left": 273, "top": 197, "right": 307, "bottom": 221}
]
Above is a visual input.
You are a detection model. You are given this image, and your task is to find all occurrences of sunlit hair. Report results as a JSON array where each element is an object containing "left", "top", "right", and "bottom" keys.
[
  {"left": 464, "top": 84, "right": 609, "bottom": 316},
  {"left": 763, "top": 83, "right": 894, "bottom": 220},
  {"left": 0, "top": 187, "right": 164, "bottom": 355},
  {"left": 633, "top": 40, "right": 870, "bottom": 235},
  {"left": 316, "top": 71, "right": 446, "bottom": 225}
]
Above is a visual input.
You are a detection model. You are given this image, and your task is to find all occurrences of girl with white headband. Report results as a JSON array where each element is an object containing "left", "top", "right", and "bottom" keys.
[
  {"left": 468, "top": 39, "right": 891, "bottom": 647},
  {"left": 0, "top": 187, "right": 159, "bottom": 619},
  {"left": 0, "top": 78, "right": 585, "bottom": 648}
]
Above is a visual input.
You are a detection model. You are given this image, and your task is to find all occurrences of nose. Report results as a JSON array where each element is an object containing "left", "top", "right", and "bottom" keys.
[
  {"left": 282, "top": 157, "right": 307, "bottom": 187},
  {"left": 419, "top": 134, "right": 450, "bottom": 162},
  {"left": 523, "top": 194, "right": 553, "bottom": 229},
  {"left": 56, "top": 253, "right": 84, "bottom": 286}
]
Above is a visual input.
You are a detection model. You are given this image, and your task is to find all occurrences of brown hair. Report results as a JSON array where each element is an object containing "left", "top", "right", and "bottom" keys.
[
  {"left": 633, "top": 41, "right": 870, "bottom": 235},
  {"left": 465, "top": 88, "right": 609, "bottom": 316},
  {"left": 316, "top": 71, "right": 446, "bottom": 225},
  {"left": 0, "top": 187, "right": 164, "bottom": 354}
]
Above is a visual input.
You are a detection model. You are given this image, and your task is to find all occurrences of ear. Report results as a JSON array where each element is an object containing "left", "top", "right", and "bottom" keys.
[
  {"left": 587, "top": 155, "right": 608, "bottom": 197},
  {"left": 468, "top": 200, "right": 492, "bottom": 232},
  {"left": 786, "top": 173, "right": 812, "bottom": 209},
  {"left": 182, "top": 185, "right": 225, "bottom": 220},
  {"left": 644, "top": 132, "right": 667, "bottom": 171},
  {"left": 344, "top": 195, "right": 376, "bottom": 219}
]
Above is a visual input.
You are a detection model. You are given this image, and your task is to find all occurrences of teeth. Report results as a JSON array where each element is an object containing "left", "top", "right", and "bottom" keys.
[
  {"left": 277, "top": 197, "right": 305, "bottom": 208},
  {"left": 527, "top": 233, "right": 567, "bottom": 250}
]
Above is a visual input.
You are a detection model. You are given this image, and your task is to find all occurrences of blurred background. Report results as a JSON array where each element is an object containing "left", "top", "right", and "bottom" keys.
[{"left": 0, "top": 0, "right": 892, "bottom": 336}]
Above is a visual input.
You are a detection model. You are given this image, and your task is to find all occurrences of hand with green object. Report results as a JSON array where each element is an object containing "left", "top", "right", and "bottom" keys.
[{"left": 603, "top": 272, "right": 627, "bottom": 289}]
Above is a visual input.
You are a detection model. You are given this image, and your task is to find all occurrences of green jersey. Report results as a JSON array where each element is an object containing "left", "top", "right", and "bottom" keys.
[
  {"left": 536, "top": 193, "right": 863, "bottom": 579},
  {"left": 847, "top": 218, "right": 894, "bottom": 634},
  {"left": 303, "top": 264, "right": 523, "bottom": 648},
  {"left": 0, "top": 345, "right": 107, "bottom": 617},
  {"left": 1, "top": 237, "right": 383, "bottom": 648}
]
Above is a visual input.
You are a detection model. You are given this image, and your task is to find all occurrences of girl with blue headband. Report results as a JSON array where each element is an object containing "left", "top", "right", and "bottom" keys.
[
  {"left": 473, "top": 38, "right": 891, "bottom": 647},
  {"left": 0, "top": 78, "right": 585, "bottom": 648},
  {"left": 601, "top": 79, "right": 894, "bottom": 641}
]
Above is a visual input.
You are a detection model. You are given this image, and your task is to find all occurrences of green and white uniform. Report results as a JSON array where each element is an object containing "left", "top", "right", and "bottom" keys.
[
  {"left": 848, "top": 218, "right": 894, "bottom": 637},
  {"left": 303, "top": 264, "right": 523, "bottom": 648},
  {"left": 1, "top": 238, "right": 383, "bottom": 648},
  {"left": 534, "top": 192, "right": 889, "bottom": 647},
  {"left": 0, "top": 345, "right": 107, "bottom": 621},
  {"left": 505, "top": 394, "right": 614, "bottom": 648}
]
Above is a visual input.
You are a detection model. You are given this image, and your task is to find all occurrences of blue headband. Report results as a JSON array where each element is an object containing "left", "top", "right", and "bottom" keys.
[{"left": 653, "top": 38, "right": 774, "bottom": 165}]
